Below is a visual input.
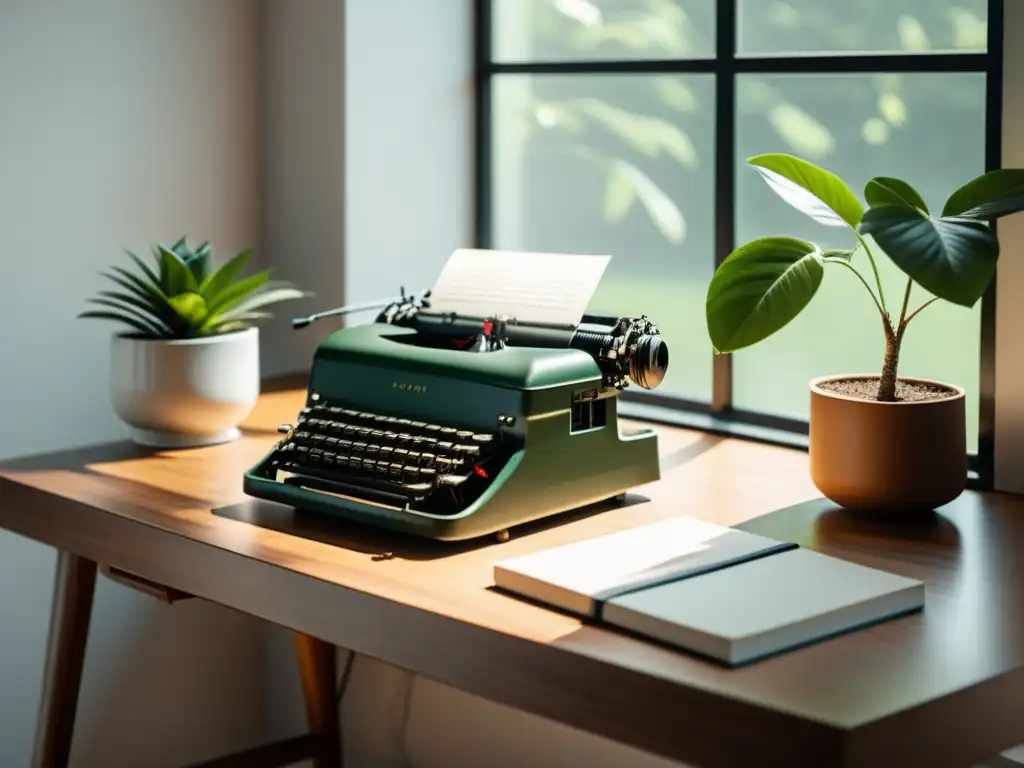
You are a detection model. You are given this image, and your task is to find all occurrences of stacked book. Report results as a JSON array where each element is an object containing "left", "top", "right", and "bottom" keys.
[{"left": 493, "top": 517, "right": 924, "bottom": 666}]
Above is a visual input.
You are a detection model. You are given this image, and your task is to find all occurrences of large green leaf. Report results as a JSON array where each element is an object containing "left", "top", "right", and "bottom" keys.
[
  {"left": 706, "top": 236, "right": 824, "bottom": 353},
  {"left": 167, "top": 292, "right": 208, "bottom": 328},
  {"left": 956, "top": 192, "right": 1024, "bottom": 220},
  {"left": 199, "top": 248, "right": 252, "bottom": 301},
  {"left": 943, "top": 169, "right": 1024, "bottom": 217},
  {"left": 864, "top": 177, "right": 928, "bottom": 212},
  {"left": 858, "top": 206, "right": 999, "bottom": 307},
  {"left": 748, "top": 153, "right": 863, "bottom": 229}
]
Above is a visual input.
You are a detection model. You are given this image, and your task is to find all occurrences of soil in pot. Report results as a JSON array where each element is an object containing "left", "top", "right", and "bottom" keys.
[{"left": 816, "top": 377, "right": 957, "bottom": 403}]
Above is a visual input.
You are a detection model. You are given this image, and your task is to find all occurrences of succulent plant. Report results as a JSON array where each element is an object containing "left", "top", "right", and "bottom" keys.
[{"left": 79, "top": 236, "right": 310, "bottom": 338}]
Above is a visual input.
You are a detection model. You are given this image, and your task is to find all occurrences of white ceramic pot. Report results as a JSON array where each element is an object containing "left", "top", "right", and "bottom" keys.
[{"left": 110, "top": 327, "right": 260, "bottom": 448}]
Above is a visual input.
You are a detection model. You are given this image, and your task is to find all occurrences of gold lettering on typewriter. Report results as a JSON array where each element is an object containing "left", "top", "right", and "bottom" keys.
[{"left": 392, "top": 382, "right": 428, "bottom": 394}]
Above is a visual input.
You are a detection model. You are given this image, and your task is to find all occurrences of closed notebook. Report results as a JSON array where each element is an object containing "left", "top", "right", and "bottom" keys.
[
  {"left": 602, "top": 547, "right": 925, "bottom": 666},
  {"left": 492, "top": 516, "right": 796, "bottom": 617}
]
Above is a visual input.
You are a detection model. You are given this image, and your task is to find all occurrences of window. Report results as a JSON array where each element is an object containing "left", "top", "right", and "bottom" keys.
[{"left": 476, "top": 0, "right": 1001, "bottom": 486}]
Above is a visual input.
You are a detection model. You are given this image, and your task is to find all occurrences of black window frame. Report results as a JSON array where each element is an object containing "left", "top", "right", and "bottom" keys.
[{"left": 473, "top": 0, "right": 1004, "bottom": 490}]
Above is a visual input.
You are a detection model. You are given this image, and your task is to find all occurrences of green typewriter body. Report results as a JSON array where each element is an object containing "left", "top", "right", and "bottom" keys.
[{"left": 243, "top": 322, "right": 662, "bottom": 541}]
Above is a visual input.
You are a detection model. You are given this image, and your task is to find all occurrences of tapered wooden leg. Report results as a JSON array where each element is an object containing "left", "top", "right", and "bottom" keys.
[
  {"left": 32, "top": 552, "right": 97, "bottom": 768},
  {"left": 293, "top": 632, "right": 340, "bottom": 768}
]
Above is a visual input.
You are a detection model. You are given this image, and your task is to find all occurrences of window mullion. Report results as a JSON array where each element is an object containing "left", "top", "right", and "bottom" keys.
[{"left": 712, "top": 0, "right": 738, "bottom": 413}]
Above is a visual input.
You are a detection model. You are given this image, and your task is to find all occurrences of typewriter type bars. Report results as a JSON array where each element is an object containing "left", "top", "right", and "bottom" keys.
[{"left": 271, "top": 401, "right": 499, "bottom": 514}]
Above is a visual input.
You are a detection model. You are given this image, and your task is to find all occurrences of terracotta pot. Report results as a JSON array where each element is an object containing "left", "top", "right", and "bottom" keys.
[{"left": 808, "top": 374, "right": 967, "bottom": 511}]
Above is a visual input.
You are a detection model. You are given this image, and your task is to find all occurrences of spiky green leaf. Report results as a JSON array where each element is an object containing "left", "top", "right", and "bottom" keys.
[
  {"left": 78, "top": 310, "right": 164, "bottom": 337},
  {"left": 185, "top": 251, "right": 212, "bottom": 284},
  {"left": 215, "top": 287, "right": 308, "bottom": 321},
  {"left": 103, "top": 267, "right": 181, "bottom": 330},
  {"left": 95, "top": 290, "right": 173, "bottom": 331},
  {"left": 157, "top": 246, "right": 198, "bottom": 295},
  {"left": 86, "top": 297, "right": 168, "bottom": 335},
  {"left": 123, "top": 249, "right": 160, "bottom": 286},
  {"left": 199, "top": 248, "right": 252, "bottom": 301},
  {"left": 205, "top": 269, "right": 271, "bottom": 315}
]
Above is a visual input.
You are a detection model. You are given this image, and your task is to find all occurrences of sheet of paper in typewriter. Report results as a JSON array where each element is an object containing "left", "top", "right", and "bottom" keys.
[{"left": 427, "top": 248, "right": 611, "bottom": 327}]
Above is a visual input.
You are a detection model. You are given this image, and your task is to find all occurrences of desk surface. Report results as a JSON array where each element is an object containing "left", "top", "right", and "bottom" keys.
[{"left": 1, "top": 381, "right": 1022, "bottom": 768}]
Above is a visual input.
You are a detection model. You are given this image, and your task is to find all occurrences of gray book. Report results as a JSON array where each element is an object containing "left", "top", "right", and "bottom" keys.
[
  {"left": 492, "top": 516, "right": 796, "bottom": 617},
  {"left": 603, "top": 547, "right": 925, "bottom": 666}
]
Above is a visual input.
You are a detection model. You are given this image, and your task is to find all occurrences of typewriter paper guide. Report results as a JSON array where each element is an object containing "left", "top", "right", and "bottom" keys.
[
  {"left": 492, "top": 517, "right": 795, "bottom": 617},
  {"left": 603, "top": 547, "right": 925, "bottom": 666},
  {"left": 427, "top": 248, "right": 612, "bottom": 327}
]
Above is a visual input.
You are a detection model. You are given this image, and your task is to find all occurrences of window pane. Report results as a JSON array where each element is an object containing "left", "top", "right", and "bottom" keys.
[
  {"left": 737, "top": 0, "right": 988, "bottom": 57},
  {"left": 734, "top": 72, "right": 986, "bottom": 452},
  {"left": 492, "top": 73, "right": 716, "bottom": 402},
  {"left": 492, "top": 0, "right": 716, "bottom": 62}
]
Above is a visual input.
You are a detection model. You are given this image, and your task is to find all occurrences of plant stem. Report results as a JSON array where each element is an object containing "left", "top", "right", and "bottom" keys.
[
  {"left": 902, "top": 297, "right": 939, "bottom": 328},
  {"left": 877, "top": 291, "right": 935, "bottom": 402},
  {"left": 856, "top": 231, "right": 888, "bottom": 321},
  {"left": 824, "top": 257, "right": 887, "bottom": 323},
  {"left": 898, "top": 278, "right": 913, "bottom": 327},
  {"left": 878, "top": 325, "right": 903, "bottom": 401}
]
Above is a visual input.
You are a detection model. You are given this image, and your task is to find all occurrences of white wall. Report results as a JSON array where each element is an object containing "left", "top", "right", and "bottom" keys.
[
  {"left": 258, "top": 0, "right": 347, "bottom": 377},
  {"left": 0, "top": 2, "right": 267, "bottom": 766},
  {"left": 342, "top": 0, "right": 475, "bottom": 316}
]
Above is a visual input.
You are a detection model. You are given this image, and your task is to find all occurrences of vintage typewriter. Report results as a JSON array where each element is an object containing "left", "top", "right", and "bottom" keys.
[{"left": 243, "top": 255, "right": 670, "bottom": 542}]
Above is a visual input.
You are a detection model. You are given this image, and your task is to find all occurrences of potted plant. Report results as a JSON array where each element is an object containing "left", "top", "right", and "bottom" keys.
[
  {"left": 706, "top": 154, "right": 1024, "bottom": 511},
  {"left": 80, "top": 236, "right": 309, "bottom": 448}
]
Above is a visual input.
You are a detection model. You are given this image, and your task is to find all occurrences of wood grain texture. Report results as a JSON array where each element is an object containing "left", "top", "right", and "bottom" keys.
[
  {"left": 2, "top": 385, "right": 1023, "bottom": 767},
  {"left": 294, "top": 633, "right": 340, "bottom": 768},
  {"left": 32, "top": 552, "right": 96, "bottom": 768}
]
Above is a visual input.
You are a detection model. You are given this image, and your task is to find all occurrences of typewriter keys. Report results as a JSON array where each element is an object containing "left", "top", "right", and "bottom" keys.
[{"left": 269, "top": 399, "right": 501, "bottom": 515}]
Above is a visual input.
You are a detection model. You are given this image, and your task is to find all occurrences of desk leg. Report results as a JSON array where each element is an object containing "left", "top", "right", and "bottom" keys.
[
  {"left": 32, "top": 552, "right": 97, "bottom": 768},
  {"left": 294, "top": 632, "right": 341, "bottom": 768}
]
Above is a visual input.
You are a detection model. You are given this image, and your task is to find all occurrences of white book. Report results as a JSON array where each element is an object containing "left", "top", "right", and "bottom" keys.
[
  {"left": 492, "top": 516, "right": 796, "bottom": 617},
  {"left": 603, "top": 547, "right": 925, "bottom": 666}
]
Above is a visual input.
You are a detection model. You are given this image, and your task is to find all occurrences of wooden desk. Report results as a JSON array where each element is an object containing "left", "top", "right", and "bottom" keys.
[{"left": 2, "top": 383, "right": 1023, "bottom": 768}]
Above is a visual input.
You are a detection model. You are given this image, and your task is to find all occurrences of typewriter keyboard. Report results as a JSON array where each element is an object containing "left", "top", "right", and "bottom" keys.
[{"left": 268, "top": 402, "right": 501, "bottom": 514}]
